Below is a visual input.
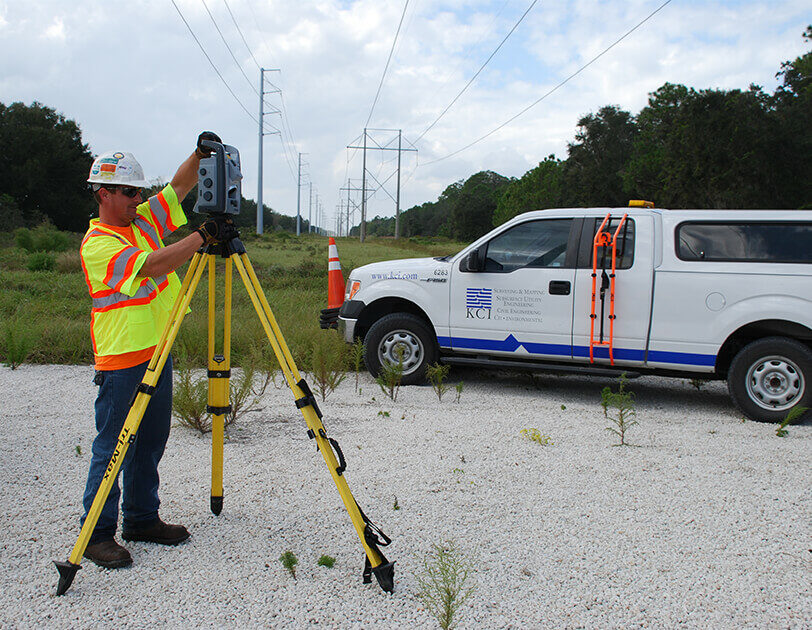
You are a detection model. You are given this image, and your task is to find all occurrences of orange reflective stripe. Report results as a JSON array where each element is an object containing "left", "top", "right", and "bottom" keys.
[
  {"left": 159, "top": 191, "right": 179, "bottom": 232},
  {"left": 103, "top": 246, "right": 141, "bottom": 291}
]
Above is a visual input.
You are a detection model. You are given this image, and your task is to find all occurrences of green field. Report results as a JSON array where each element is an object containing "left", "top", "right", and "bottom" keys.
[{"left": 0, "top": 228, "right": 464, "bottom": 368}]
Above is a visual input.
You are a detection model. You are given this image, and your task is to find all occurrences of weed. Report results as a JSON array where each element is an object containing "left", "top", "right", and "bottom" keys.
[
  {"left": 279, "top": 550, "right": 298, "bottom": 579},
  {"left": 377, "top": 410, "right": 390, "bottom": 418},
  {"left": 776, "top": 406, "right": 808, "bottom": 437},
  {"left": 376, "top": 348, "right": 403, "bottom": 401},
  {"left": 560, "top": 404, "right": 566, "bottom": 410},
  {"left": 1, "top": 318, "right": 36, "bottom": 369},
  {"left": 416, "top": 542, "right": 475, "bottom": 630},
  {"left": 454, "top": 382, "right": 464, "bottom": 403},
  {"left": 601, "top": 373, "right": 638, "bottom": 446},
  {"left": 317, "top": 555, "right": 336, "bottom": 568},
  {"left": 310, "top": 335, "right": 347, "bottom": 401},
  {"left": 393, "top": 496, "right": 400, "bottom": 510},
  {"left": 75, "top": 444, "right": 82, "bottom": 456},
  {"left": 172, "top": 359, "right": 210, "bottom": 433},
  {"left": 27, "top": 252, "right": 55, "bottom": 272},
  {"left": 426, "top": 362, "right": 451, "bottom": 401},
  {"left": 228, "top": 364, "right": 262, "bottom": 425},
  {"left": 688, "top": 378, "right": 706, "bottom": 391},
  {"left": 520, "top": 428, "right": 553, "bottom": 446},
  {"left": 350, "top": 338, "right": 365, "bottom": 392}
]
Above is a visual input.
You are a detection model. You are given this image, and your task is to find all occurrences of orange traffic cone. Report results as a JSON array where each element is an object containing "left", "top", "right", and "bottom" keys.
[
  {"left": 320, "top": 238, "right": 345, "bottom": 329},
  {"left": 327, "top": 237, "right": 345, "bottom": 309}
]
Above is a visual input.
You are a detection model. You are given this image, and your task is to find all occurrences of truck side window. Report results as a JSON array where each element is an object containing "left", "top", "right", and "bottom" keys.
[
  {"left": 677, "top": 222, "right": 812, "bottom": 263},
  {"left": 484, "top": 219, "right": 573, "bottom": 272},
  {"left": 587, "top": 217, "right": 636, "bottom": 270}
]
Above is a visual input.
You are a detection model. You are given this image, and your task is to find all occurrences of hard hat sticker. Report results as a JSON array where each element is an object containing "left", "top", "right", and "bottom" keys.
[
  {"left": 112, "top": 152, "right": 125, "bottom": 159},
  {"left": 100, "top": 164, "right": 117, "bottom": 173},
  {"left": 91, "top": 166, "right": 100, "bottom": 175},
  {"left": 99, "top": 157, "right": 120, "bottom": 165}
]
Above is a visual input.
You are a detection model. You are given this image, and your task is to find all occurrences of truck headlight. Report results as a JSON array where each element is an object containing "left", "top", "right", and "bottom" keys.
[{"left": 346, "top": 280, "right": 361, "bottom": 300}]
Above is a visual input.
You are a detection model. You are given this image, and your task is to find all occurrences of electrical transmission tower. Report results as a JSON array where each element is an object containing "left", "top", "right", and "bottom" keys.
[
  {"left": 347, "top": 128, "right": 417, "bottom": 242},
  {"left": 257, "top": 68, "right": 281, "bottom": 235},
  {"left": 340, "top": 179, "right": 364, "bottom": 238}
]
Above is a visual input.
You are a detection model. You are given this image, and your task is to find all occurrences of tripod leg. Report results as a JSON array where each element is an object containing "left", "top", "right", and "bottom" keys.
[
  {"left": 54, "top": 251, "right": 209, "bottom": 596},
  {"left": 207, "top": 256, "right": 232, "bottom": 515},
  {"left": 232, "top": 252, "right": 394, "bottom": 592}
]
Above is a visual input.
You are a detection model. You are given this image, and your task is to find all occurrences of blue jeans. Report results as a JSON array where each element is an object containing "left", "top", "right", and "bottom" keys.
[{"left": 81, "top": 356, "right": 173, "bottom": 543}]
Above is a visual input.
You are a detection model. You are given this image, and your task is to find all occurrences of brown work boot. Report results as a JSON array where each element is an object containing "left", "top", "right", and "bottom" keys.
[
  {"left": 84, "top": 539, "right": 133, "bottom": 569},
  {"left": 122, "top": 518, "right": 190, "bottom": 546}
]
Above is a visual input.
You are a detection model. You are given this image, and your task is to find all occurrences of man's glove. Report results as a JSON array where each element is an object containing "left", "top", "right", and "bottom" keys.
[
  {"left": 196, "top": 215, "right": 238, "bottom": 244},
  {"left": 196, "top": 131, "right": 222, "bottom": 158}
]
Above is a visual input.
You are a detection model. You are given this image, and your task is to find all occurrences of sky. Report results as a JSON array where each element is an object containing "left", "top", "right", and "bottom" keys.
[{"left": 0, "top": 0, "right": 808, "bottom": 233}]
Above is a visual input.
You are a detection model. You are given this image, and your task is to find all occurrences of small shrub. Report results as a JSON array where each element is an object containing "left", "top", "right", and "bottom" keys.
[
  {"left": 376, "top": 348, "right": 404, "bottom": 401},
  {"left": 279, "top": 550, "right": 298, "bottom": 579},
  {"left": 27, "top": 252, "right": 55, "bottom": 271},
  {"left": 687, "top": 378, "right": 705, "bottom": 391},
  {"left": 416, "top": 542, "right": 475, "bottom": 630},
  {"left": 350, "top": 338, "right": 365, "bottom": 392},
  {"left": 426, "top": 363, "right": 451, "bottom": 401},
  {"left": 601, "top": 373, "right": 637, "bottom": 446},
  {"left": 393, "top": 496, "right": 400, "bottom": 510},
  {"left": 454, "top": 382, "right": 464, "bottom": 403},
  {"left": 310, "top": 335, "right": 347, "bottom": 401},
  {"left": 15, "top": 223, "right": 71, "bottom": 252},
  {"left": 173, "top": 365, "right": 210, "bottom": 433},
  {"left": 228, "top": 363, "right": 262, "bottom": 425},
  {"left": 776, "top": 406, "right": 808, "bottom": 437},
  {"left": 317, "top": 554, "right": 336, "bottom": 568},
  {"left": 1, "top": 319, "right": 36, "bottom": 369},
  {"left": 520, "top": 428, "right": 553, "bottom": 446}
]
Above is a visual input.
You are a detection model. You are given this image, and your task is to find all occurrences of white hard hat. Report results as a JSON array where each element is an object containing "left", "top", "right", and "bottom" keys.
[{"left": 87, "top": 151, "right": 149, "bottom": 188}]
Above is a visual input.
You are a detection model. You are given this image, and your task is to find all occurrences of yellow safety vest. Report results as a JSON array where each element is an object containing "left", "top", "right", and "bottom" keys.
[{"left": 80, "top": 185, "right": 187, "bottom": 360}]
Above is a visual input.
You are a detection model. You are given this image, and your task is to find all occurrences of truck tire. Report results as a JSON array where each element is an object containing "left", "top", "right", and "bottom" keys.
[
  {"left": 727, "top": 336, "right": 812, "bottom": 423},
  {"left": 364, "top": 313, "right": 439, "bottom": 385}
]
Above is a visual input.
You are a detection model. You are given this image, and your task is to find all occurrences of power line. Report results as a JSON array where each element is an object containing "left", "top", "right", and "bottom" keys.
[
  {"left": 422, "top": 0, "right": 674, "bottom": 166},
  {"left": 413, "top": 0, "right": 538, "bottom": 144},
  {"left": 200, "top": 0, "right": 260, "bottom": 98},
  {"left": 365, "top": 0, "right": 410, "bottom": 128},
  {"left": 171, "top": 0, "right": 260, "bottom": 128},
  {"left": 222, "top": 0, "right": 262, "bottom": 70}
]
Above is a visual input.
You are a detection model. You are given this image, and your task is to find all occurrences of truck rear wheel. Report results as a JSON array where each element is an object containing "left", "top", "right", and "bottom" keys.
[
  {"left": 364, "top": 313, "right": 439, "bottom": 385},
  {"left": 727, "top": 336, "right": 812, "bottom": 423}
]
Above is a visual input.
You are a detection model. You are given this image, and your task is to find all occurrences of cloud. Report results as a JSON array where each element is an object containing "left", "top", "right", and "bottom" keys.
[{"left": 0, "top": 0, "right": 808, "bottom": 229}]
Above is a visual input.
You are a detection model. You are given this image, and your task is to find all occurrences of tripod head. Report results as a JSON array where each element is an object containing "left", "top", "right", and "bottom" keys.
[{"left": 194, "top": 141, "right": 243, "bottom": 216}]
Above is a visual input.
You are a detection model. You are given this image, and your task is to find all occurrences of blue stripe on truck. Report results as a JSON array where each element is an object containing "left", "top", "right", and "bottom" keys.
[{"left": 436, "top": 335, "right": 716, "bottom": 368}]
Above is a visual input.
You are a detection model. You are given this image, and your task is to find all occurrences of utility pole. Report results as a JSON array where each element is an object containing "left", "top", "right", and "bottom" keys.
[
  {"left": 257, "top": 68, "right": 280, "bottom": 235},
  {"left": 308, "top": 183, "right": 313, "bottom": 234},
  {"left": 361, "top": 129, "right": 367, "bottom": 242},
  {"left": 347, "top": 129, "right": 416, "bottom": 242},
  {"left": 396, "top": 129, "right": 402, "bottom": 240},
  {"left": 296, "top": 152, "right": 305, "bottom": 236}
]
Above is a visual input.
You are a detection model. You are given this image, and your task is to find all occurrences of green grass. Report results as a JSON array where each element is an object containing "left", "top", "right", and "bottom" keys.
[{"left": 0, "top": 231, "right": 464, "bottom": 366}]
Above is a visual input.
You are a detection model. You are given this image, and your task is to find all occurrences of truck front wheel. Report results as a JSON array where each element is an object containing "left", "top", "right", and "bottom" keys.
[
  {"left": 727, "top": 336, "right": 812, "bottom": 423},
  {"left": 364, "top": 313, "right": 439, "bottom": 385}
]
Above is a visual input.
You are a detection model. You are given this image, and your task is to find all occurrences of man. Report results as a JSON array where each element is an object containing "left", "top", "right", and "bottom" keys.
[{"left": 79, "top": 132, "right": 233, "bottom": 568}]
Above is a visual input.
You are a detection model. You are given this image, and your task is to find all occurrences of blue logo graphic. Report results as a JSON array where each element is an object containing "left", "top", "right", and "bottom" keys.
[{"left": 466, "top": 288, "right": 492, "bottom": 309}]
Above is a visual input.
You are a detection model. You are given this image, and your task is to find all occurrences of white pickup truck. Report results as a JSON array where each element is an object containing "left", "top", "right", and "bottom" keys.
[{"left": 337, "top": 205, "right": 812, "bottom": 422}]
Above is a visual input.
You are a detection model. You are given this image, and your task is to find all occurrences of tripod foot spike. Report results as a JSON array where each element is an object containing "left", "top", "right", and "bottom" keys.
[
  {"left": 54, "top": 560, "right": 81, "bottom": 596},
  {"left": 372, "top": 561, "right": 395, "bottom": 593},
  {"left": 210, "top": 496, "right": 223, "bottom": 515}
]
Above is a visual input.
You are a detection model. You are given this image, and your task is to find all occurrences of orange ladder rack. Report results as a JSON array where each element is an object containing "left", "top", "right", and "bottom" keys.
[{"left": 589, "top": 213, "right": 628, "bottom": 364}]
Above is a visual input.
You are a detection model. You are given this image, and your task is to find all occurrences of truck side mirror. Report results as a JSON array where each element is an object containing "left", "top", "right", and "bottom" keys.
[{"left": 460, "top": 246, "right": 485, "bottom": 272}]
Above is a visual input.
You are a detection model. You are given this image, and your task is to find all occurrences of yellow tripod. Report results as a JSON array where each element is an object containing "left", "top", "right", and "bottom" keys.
[{"left": 55, "top": 235, "right": 394, "bottom": 595}]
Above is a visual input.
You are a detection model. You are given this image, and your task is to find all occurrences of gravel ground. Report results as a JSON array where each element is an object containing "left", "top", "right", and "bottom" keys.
[{"left": 1, "top": 363, "right": 810, "bottom": 629}]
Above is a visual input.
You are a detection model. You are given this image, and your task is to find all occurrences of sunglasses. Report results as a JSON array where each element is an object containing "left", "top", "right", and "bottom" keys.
[{"left": 102, "top": 185, "right": 141, "bottom": 198}]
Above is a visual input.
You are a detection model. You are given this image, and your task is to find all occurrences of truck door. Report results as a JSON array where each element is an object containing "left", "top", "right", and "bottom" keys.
[
  {"left": 571, "top": 214, "right": 654, "bottom": 366},
  {"left": 448, "top": 218, "right": 579, "bottom": 360}
]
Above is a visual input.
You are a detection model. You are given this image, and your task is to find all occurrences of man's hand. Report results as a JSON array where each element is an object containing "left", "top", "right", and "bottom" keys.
[
  {"left": 196, "top": 131, "right": 222, "bottom": 158},
  {"left": 196, "top": 215, "right": 238, "bottom": 244}
]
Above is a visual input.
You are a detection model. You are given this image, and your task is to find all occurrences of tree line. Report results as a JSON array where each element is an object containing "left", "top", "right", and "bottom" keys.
[
  {"left": 1, "top": 28, "right": 808, "bottom": 238},
  {"left": 361, "top": 27, "right": 810, "bottom": 241}
]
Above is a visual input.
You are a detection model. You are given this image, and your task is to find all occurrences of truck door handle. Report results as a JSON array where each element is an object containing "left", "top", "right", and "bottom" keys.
[{"left": 549, "top": 280, "right": 571, "bottom": 295}]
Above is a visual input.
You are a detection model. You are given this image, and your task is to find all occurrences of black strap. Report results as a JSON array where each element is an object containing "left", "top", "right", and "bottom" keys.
[{"left": 294, "top": 379, "right": 323, "bottom": 419}]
